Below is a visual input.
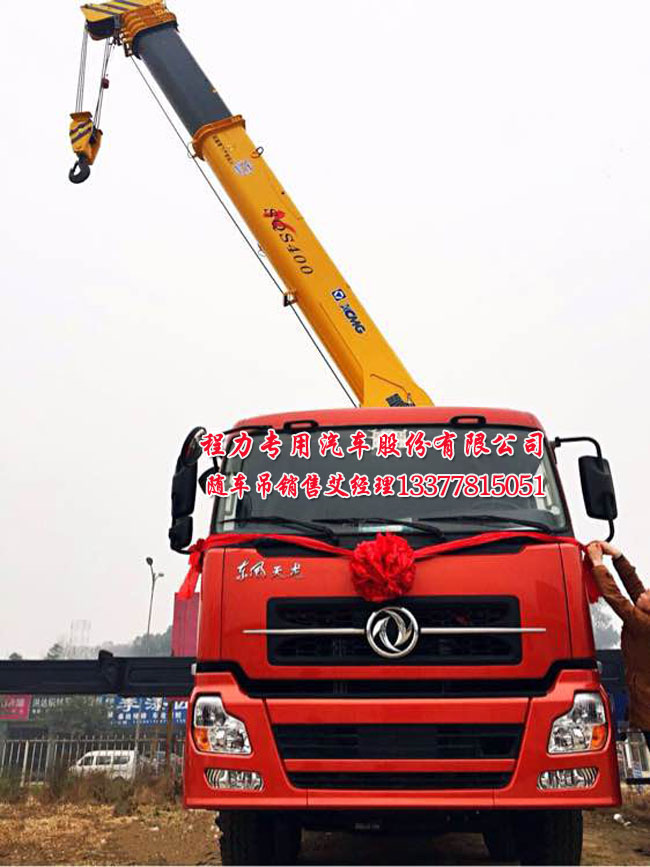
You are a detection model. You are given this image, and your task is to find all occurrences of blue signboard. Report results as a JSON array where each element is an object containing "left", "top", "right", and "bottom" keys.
[
  {"left": 110, "top": 697, "right": 187, "bottom": 726},
  {"left": 27, "top": 695, "right": 187, "bottom": 727}
]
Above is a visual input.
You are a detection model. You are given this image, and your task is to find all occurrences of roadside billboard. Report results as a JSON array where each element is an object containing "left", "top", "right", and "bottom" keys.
[
  {"left": 0, "top": 695, "right": 32, "bottom": 721},
  {"left": 111, "top": 697, "right": 187, "bottom": 726},
  {"left": 26, "top": 695, "right": 187, "bottom": 727}
]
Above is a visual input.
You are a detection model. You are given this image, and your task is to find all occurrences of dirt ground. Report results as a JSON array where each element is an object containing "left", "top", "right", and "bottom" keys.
[{"left": 1, "top": 795, "right": 649, "bottom": 866}]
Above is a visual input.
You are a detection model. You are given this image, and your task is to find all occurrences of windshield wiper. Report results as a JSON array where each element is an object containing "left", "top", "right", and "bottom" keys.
[
  {"left": 417, "top": 514, "right": 553, "bottom": 533},
  {"left": 314, "top": 516, "right": 447, "bottom": 541},
  {"left": 235, "top": 515, "right": 338, "bottom": 542}
]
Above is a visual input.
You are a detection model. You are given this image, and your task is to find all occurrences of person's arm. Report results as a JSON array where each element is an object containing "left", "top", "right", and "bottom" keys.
[
  {"left": 587, "top": 543, "right": 650, "bottom": 632},
  {"left": 597, "top": 542, "right": 646, "bottom": 603},
  {"left": 612, "top": 555, "right": 646, "bottom": 604},
  {"left": 590, "top": 563, "right": 636, "bottom": 622}
]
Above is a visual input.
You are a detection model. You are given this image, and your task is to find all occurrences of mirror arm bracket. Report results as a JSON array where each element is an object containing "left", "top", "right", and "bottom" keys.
[{"left": 553, "top": 436, "right": 604, "bottom": 462}]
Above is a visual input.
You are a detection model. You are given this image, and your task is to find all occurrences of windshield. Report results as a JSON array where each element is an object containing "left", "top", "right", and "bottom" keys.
[{"left": 213, "top": 425, "right": 569, "bottom": 537}]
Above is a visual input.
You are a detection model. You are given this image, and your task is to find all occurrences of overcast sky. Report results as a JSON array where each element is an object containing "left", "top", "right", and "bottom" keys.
[{"left": 1, "top": 1, "right": 648, "bottom": 658}]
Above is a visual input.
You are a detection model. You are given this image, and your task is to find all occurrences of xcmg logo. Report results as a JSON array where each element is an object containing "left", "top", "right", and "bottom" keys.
[{"left": 331, "top": 289, "right": 366, "bottom": 335}]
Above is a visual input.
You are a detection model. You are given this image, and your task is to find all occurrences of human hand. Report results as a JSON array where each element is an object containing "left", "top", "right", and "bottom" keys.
[
  {"left": 586, "top": 541, "right": 604, "bottom": 567},
  {"left": 599, "top": 541, "right": 622, "bottom": 560}
]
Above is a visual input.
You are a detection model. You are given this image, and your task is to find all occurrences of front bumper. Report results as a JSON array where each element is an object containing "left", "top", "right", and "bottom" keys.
[{"left": 184, "top": 668, "right": 621, "bottom": 810}]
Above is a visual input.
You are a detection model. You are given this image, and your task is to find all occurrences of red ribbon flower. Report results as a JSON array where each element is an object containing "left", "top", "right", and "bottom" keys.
[{"left": 350, "top": 532, "right": 416, "bottom": 602}]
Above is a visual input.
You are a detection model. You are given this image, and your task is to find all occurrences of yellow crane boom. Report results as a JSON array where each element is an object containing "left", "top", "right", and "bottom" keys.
[{"left": 72, "top": 0, "right": 433, "bottom": 408}]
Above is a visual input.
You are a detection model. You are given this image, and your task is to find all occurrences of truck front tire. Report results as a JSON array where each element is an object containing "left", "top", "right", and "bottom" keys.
[
  {"left": 482, "top": 815, "right": 518, "bottom": 862},
  {"left": 217, "top": 811, "right": 301, "bottom": 866},
  {"left": 513, "top": 809, "right": 583, "bottom": 866}
]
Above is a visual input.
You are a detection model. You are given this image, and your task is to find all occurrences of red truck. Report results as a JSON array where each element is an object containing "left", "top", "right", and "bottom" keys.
[
  {"left": 17, "top": 2, "right": 627, "bottom": 864},
  {"left": 170, "top": 408, "right": 621, "bottom": 865}
]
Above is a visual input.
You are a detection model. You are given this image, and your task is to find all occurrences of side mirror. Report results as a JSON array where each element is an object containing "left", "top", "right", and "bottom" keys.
[
  {"left": 169, "top": 427, "right": 206, "bottom": 553},
  {"left": 579, "top": 456, "right": 618, "bottom": 522},
  {"left": 553, "top": 435, "right": 617, "bottom": 541},
  {"left": 178, "top": 427, "right": 205, "bottom": 470}
]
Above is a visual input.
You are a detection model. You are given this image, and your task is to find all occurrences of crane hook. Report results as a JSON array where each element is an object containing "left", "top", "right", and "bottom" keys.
[{"left": 69, "top": 155, "right": 91, "bottom": 184}]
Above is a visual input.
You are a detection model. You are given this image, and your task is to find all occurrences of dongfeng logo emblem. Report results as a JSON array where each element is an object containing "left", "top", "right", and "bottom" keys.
[{"left": 365, "top": 607, "right": 419, "bottom": 659}]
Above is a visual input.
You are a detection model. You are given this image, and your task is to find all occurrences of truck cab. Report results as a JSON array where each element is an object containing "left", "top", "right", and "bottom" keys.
[{"left": 173, "top": 406, "right": 621, "bottom": 864}]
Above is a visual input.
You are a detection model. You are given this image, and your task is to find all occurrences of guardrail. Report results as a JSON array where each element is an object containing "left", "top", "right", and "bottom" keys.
[
  {"left": 0, "top": 734, "right": 185, "bottom": 787},
  {"left": 0, "top": 653, "right": 195, "bottom": 697}
]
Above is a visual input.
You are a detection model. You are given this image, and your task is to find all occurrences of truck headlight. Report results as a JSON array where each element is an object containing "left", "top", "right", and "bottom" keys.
[
  {"left": 548, "top": 692, "right": 607, "bottom": 753},
  {"left": 192, "top": 696, "right": 251, "bottom": 755}
]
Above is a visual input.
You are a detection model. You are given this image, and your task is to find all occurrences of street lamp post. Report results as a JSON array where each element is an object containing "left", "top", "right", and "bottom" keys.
[
  {"left": 145, "top": 557, "right": 164, "bottom": 654},
  {"left": 135, "top": 557, "right": 164, "bottom": 758}
]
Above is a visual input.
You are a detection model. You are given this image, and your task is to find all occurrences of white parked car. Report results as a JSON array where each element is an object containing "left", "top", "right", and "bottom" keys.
[{"left": 69, "top": 750, "right": 138, "bottom": 781}]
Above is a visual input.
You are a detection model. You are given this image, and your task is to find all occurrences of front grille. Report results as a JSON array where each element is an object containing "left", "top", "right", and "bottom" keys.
[
  {"left": 274, "top": 723, "right": 522, "bottom": 760},
  {"left": 288, "top": 772, "right": 512, "bottom": 790},
  {"left": 267, "top": 596, "right": 521, "bottom": 666}
]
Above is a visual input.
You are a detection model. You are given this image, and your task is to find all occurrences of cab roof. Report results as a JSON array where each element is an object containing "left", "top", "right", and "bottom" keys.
[{"left": 234, "top": 406, "right": 544, "bottom": 431}]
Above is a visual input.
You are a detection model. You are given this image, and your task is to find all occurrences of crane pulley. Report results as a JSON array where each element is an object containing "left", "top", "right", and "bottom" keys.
[
  {"left": 69, "top": 2, "right": 177, "bottom": 183},
  {"left": 69, "top": 26, "right": 114, "bottom": 183}
]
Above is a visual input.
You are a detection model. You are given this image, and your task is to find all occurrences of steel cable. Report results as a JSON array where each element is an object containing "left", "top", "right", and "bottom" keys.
[
  {"left": 130, "top": 58, "right": 357, "bottom": 407},
  {"left": 76, "top": 27, "right": 89, "bottom": 113},
  {"left": 95, "top": 39, "right": 114, "bottom": 128}
]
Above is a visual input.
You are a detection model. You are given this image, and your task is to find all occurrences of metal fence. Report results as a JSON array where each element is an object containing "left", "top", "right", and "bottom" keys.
[
  {"left": 0, "top": 734, "right": 185, "bottom": 787},
  {"left": 617, "top": 731, "right": 650, "bottom": 784}
]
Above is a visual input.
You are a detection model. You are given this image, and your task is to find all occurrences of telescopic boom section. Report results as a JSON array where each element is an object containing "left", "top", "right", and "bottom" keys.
[{"left": 79, "top": 1, "right": 433, "bottom": 408}]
